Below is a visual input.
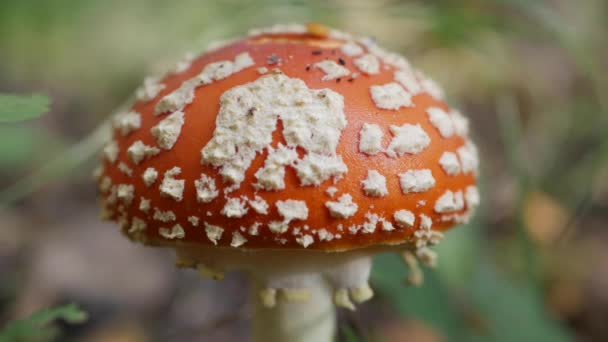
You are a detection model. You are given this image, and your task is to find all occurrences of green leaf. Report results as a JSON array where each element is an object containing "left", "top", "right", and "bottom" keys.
[
  {"left": 339, "top": 324, "right": 361, "bottom": 342},
  {"left": 0, "top": 303, "right": 88, "bottom": 341},
  {"left": 371, "top": 246, "right": 571, "bottom": 342},
  {"left": 465, "top": 262, "right": 571, "bottom": 342},
  {"left": 434, "top": 223, "right": 481, "bottom": 288},
  {"left": 0, "top": 94, "right": 50, "bottom": 122},
  {"left": 371, "top": 253, "right": 467, "bottom": 340},
  {"left": 0, "top": 125, "right": 38, "bottom": 169}
]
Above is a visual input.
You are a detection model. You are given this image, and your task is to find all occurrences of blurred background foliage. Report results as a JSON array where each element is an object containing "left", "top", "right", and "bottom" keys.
[{"left": 1, "top": 0, "right": 607, "bottom": 341}]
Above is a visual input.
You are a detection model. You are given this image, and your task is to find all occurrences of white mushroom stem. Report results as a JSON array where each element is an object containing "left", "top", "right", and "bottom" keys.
[
  {"left": 251, "top": 277, "right": 336, "bottom": 342},
  {"left": 171, "top": 242, "right": 442, "bottom": 341},
  {"left": 173, "top": 245, "right": 388, "bottom": 342}
]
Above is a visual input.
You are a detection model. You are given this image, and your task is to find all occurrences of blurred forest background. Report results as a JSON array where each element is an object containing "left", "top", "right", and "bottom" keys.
[{"left": 1, "top": 0, "right": 607, "bottom": 341}]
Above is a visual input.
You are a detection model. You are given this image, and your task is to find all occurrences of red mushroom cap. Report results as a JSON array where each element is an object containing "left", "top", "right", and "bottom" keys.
[{"left": 96, "top": 23, "right": 479, "bottom": 252}]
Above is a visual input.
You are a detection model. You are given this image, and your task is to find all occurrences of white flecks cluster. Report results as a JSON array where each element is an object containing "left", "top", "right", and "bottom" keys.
[
  {"left": 171, "top": 52, "right": 195, "bottom": 74},
  {"left": 358, "top": 36, "right": 410, "bottom": 70},
  {"left": 294, "top": 153, "right": 348, "bottom": 187},
  {"left": 117, "top": 162, "right": 133, "bottom": 177},
  {"left": 275, "top": 237, "right": 288, "bottom": 245},
  {"left": 361, "top": 170, "right": 388, "bottom": 197},
  {"left": 201, "top": 73, "right": 347, "bottom": 189},
  {"left": 187, "top": 215, "right": 200, "bottom": 227},
  {"left": 231, "top": 231, "right": 248, "bottom": 247},
  {"left": 205, "top": 222, "right": 224, "bottom": 245},
  {"left": 159, "top": 167, "right": 185, "bottom": 202},
  {"left": 221, "top": 197, "right": 249, "bottom": 218},
  {"left": 394, "top": 70, "right": 422, "bottom": 95},
  {"left": 457, "top": 142, "right": 479, "bottom": 175},
  {"left": 129, "top": 217, "right": 147, "bottom": 233},
  {"left": 153, "top": 208, "right": 176, "bottom": 222},
  {"left": 116, "top": 184, "right": 134, "bottom": 205},
  {"left": 248, "top": 195, "right": 269, "bottom": 214},
  {"left": 438, "top": 151, "right": 461, "bottom": 176},
  {"left": 257, "top": 67, "right": 269, "bottom": 74},
  {"left": 359, "top": 123, "right": 383, "bottom": 155},
  {"left": 440, "top": 212, "right": 470, "bottom": 224},
  {"left": 103, "top": 141, "right": 119, "bottom": 164},
  {"left": 346, "top": 212, "right": 396, "bottom": 235},
  {"left": 154, "top": 80, "right": 196, "bottom": 115},
  {"left": 248, "top": 222, "right": 261, "bottom": 236},
  {"left": 399, "top": 169, "right": 435, "bottom": 193},
  {"left": 394, "top": 209, "right": 415, "bottom": 228},
  {"left": 295, "top": 234, "right": 314, "bottom": 248},
  {"left": 426, "top": 107, "right": 455, "bottom": 138},
  {"left": 113, "top": 111, "right": 141, "bottom": 136},
  {"left": 199, "top": 52, "right": 255, "bottom": 84},
  {"left": 127, "top": 140, "right": 160, "bottom": 165},
  {"left": 418, "top": 72, "right": 445, "bottom": 101},
  {"left": 356, "top": 34, "right": 451, "bottom": 107},
  {"left": 326, "top": 194, "right": 358, "bottom": 219},
  {"left": 386, "top": 124, "right": 430, "bottom": 157},
  {"left": 317, "top": 229, "right": 335, "bottom": 241},
  {"left": 268, "top": 221, "right": 289, "bottom": 234},
  {"left": 276, "top": 199, "right": 309, "bottom": 222},
  {"left": 353, "top": 54, "right": 380, "bottom": 75},
  {"left": 155, "top": 52, "right": 255, "bottom": 115},
  {"left": 325, "top": 186, "right": 338, "bottom": 197},
  {"left": 139, "top": 197, "right": 150, "bottom": 213},
  {"left": 450, "top": 109, "right": 469, "bottom": 137},
  {"left": 341, "top": 42, "right": 363, "bottom": 56},
  {"left": 370, "top": 83, "right": 412, "bottom": 110},
  {"left": 410, "top": 214, "right": 444, "bottom": 270},
  {"left": 419, "top": 214, "right": 433, "bottom": 232},
  {"left": 254, "top": 144, "right": 298, "bottom": 190},
  {"left": 99, "top": 176, "right": 112, "bottom": 192},
  {"left": 92, "top": 165, "right": 104, "bottom": 182},
  {"left": 118, "top": 215, "right": 130, "bottom": 233},
  {"left": 151, "top": 110, "right": 185, "bottom": 150},
  {"left": 313, "top": 60, "right": 351, "bottom": 81},
  {"left": 381, "top": 219, "right": 395, "bottom": 231},
  {"left": 194, "top": 173, "right": 219, "bottom": 203},
  {"left": 465, "top": 186, "right": 480, "bottom": 209},
  {"left": 105, "top": 186, "right": 117, "bottom": 205},
  {"left": 361, "top": 213, "right": 380, "bottom": 233},
  {"left": 136, "top": 77, "right": 166, "bottom": 102},
  {"left": 142, "top": 167, "right": 158, "bottom": 187},
  {"left": 159, "top": 224, "right": 185, "bottom": 239},
  {"left": 434, "top": 190, "right": 465, "bottom": 213}
]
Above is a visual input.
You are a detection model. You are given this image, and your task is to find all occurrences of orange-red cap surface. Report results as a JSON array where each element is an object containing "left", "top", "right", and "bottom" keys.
[{"left": 96, "top": 24, "right": 479, "bottom": 252}]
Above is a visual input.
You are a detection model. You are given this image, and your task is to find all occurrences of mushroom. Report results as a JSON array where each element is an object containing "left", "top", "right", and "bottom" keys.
[{"left": 95, "top": 23, "right": 479, "bottom": 342}]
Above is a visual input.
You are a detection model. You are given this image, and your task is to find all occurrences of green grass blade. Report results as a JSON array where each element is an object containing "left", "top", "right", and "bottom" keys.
[{"left": 0, "top": 94, "right": 50, "bottom": 123}]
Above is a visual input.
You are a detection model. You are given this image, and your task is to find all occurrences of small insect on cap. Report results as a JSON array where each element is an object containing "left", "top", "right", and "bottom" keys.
[{"left": 95, "top": 23, "right": 479, "bottom": 309}]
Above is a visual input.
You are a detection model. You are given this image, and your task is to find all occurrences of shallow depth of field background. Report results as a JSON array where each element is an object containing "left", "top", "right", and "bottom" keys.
[{"left": 1, "top": 0, "right": 607, "bottom": 341}]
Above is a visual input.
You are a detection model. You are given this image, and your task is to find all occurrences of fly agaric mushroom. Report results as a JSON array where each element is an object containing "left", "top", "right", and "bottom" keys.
[{"left": 95, "top": 23, "right": 479, "bottom": 342}]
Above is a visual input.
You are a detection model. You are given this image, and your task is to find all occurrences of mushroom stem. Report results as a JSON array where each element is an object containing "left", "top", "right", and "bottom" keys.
[{"left": 251, "top": 277, "right": 336, "bottom": 342}]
